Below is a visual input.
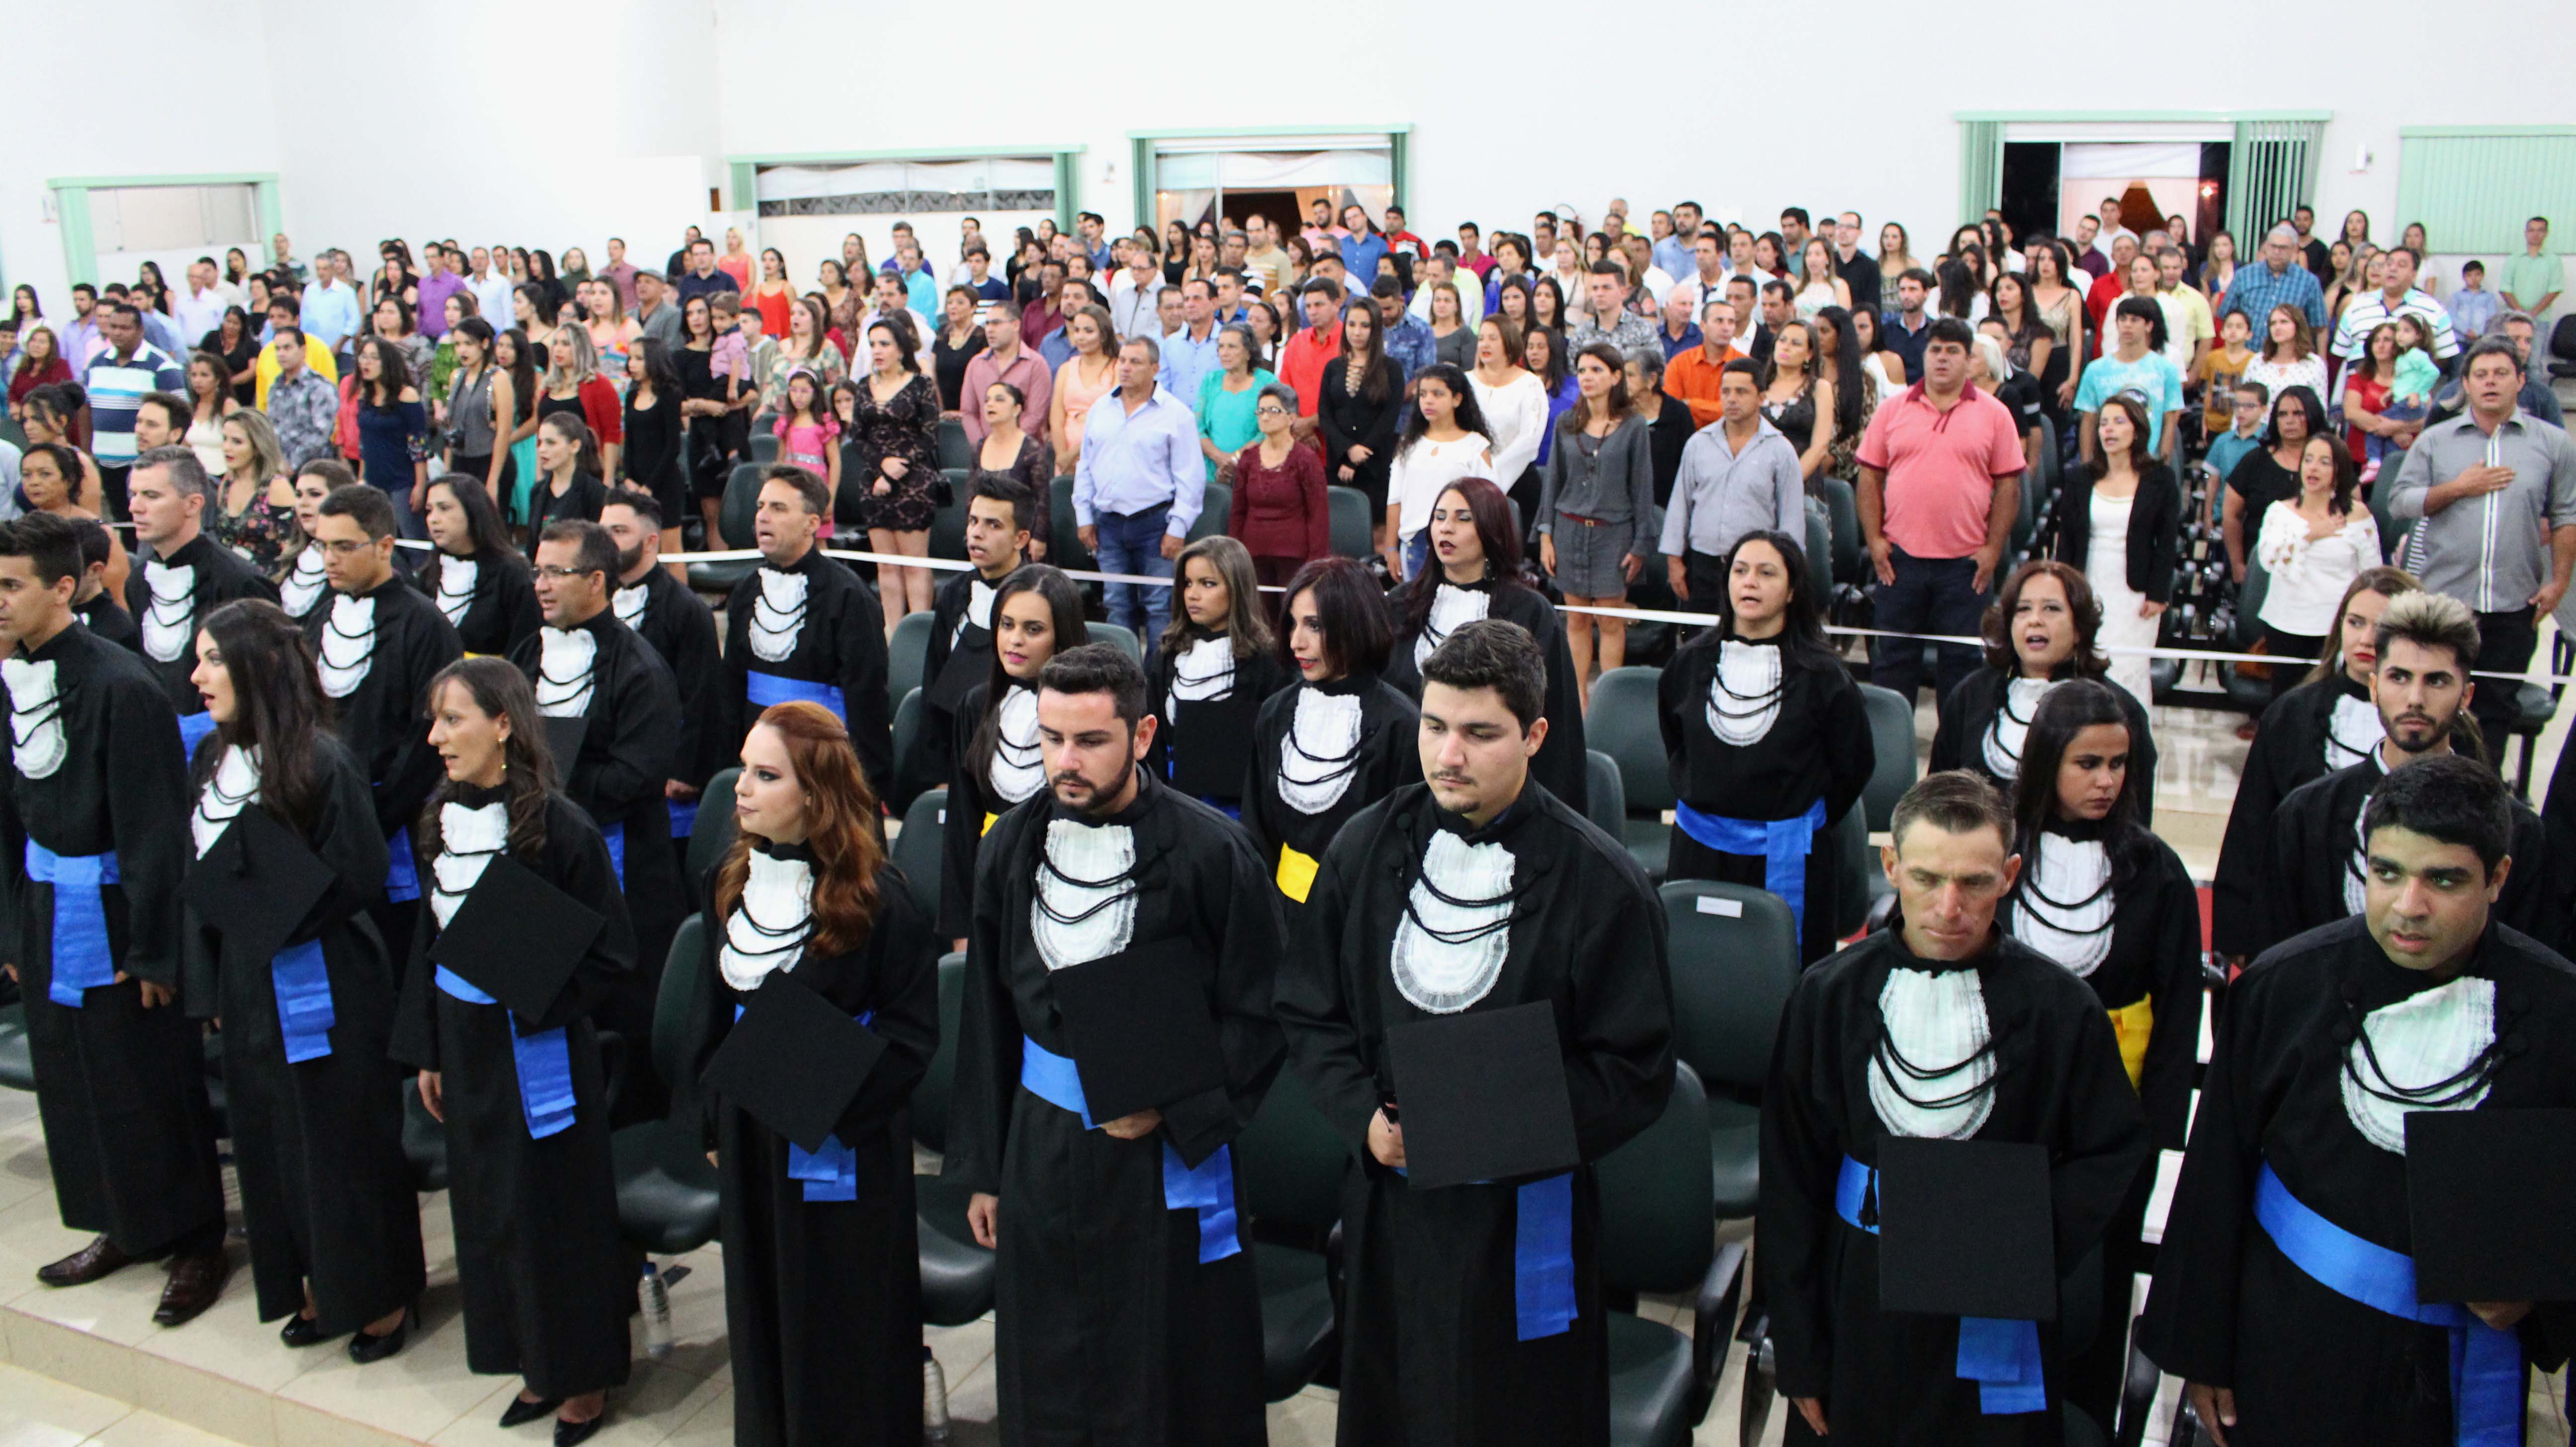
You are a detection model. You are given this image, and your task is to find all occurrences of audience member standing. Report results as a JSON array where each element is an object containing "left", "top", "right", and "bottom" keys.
[
  {"left": 82, "top": 304, "right": 185, "bottom": 519},
  {"left": 2049, "top": 396, "right": 2179, "bottom": 703},
  {"left": 1663, "top": 360, "right": 1804, "bottom": 607},
  {"left": 1073, "top": 337, "right": 1201, "bottom": 654}
]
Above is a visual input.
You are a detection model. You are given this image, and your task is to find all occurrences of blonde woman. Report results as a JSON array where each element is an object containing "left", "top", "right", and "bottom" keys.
[
  {"left": 582, "top": 280, "right": 640, "bottom": 389},
  {"left": 760, "top": 295, "right": 845, "bottom": 416},
  {"left": 211, "top": 408, "right": 303, "bottom": 577},
  {"left": 537, "top": 323, "right": 624, "bottom": 482},
  {"left": 1879, "top": 223, "right": 1921, "bottom": 300},
  {"left": 1046, "top": 304, "right": 1120, "bottom": 476},
  {"left": 1794, "top": 238, "right": 1851, "bottom": 318}
]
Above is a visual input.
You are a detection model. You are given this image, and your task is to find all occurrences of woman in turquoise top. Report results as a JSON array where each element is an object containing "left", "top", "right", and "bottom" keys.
[{"left": 1195, "top": 323, "right": 1277, "bottom": 481}]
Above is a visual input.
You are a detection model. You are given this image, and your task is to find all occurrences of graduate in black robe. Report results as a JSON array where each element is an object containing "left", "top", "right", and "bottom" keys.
[
  {"left": 940, "top": 566, "right": 1086, "bottom": 944},
  {"left": 601, "top": 491, "right": 726, "bottom": 851},
  {"left": 1145, "top": 537, "right": 1294, "bottom": 819},
  {"left": 918, "top": 474, "right": 1040, "bottom": 798},
  {"left": 1760, "top": 771, "right": 2150, "bottom": 1445},
  {"left": 2143, "top": 754, "right": 2576, "bottom": 1447},
  {"left": 68, "top": 513, "right": 138, "bottom": 651},
  {"left": 181, "top": 599, "right": 424, "bottom": 1355},
  {"left": 512, "top": 519, "right": 685, "bottom": 1120},
  {"left": 417, "top": 474, "right": 541, "bottom": 658},
  {"left": 1381, "top": 477, "right": 1588, "bottom": 813},
  {"left": 948, "top": 644, "right": 1284, "bottom": 1447},
  {"left": 1657, "top": 530, "right": 1870, "bottom": 961},
  {"left": 390, "top": 659, "right": 635, "bottom": 1440},
  {"left": 303, "top": 484, "right": 466, "bottom": 954},
  {"left": 1931, "top": 561, "right": 2157, "bottom": 825},
  {"left": 1241, "top": 557, "right": 1421, "bottom": 909},
  {"left": 1276, "top": 618, "right": 1675, "bottom": 1447},
  {"left": 0, "top": 513, "right": 229, "bottom": 1317},
  {"left": 723, "top": 468, "right": 891, "bottom": 799},
  {"left": 688, "top": 700, "right": 938, "bottom": 1447},
  {"left": 121, "top": 447, "right": 279, "bottom": 752}
]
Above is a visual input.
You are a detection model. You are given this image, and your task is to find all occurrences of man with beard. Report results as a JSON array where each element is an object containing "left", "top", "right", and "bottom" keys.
[
  {"left": 600, "top": 492, "right": 724, "bottom": 847},
  {"left": 917, "top": 476, "right": 1035, "bottom": 794}
]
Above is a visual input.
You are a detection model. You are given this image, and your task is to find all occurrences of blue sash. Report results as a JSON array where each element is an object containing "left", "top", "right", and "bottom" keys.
[
  {"left": 384, "top": 825, "right": 420, "bottom": 902},
  {"left": 1837, "top": 1154, "right": 2047, "bottom": 1415},
  {"left": 601, "top": 822, "right": 626, "bottom": 887},
  {"left": 1514, "top": 1172, "right": 1578, "bottom": 1340},
  {"left": 2255, "top": 1163, "right": 2521, "bottom": 1447},
  {"left": 1673, "top": 798, "right": 1829, "bottom": 939},
  {"left": 667, "top": 799, "right": 699, "bottom": 839},
  {"left": 747, "top": 670, "right": 846, "bottom": 724},
  {"left": 433, "top": 965, "right": 576, "bottom": 1138},
  {"left": 270, "top": 938, "right": 335, "bottom": 1062},
  {"left": 1019, "top": 1036, "right": 1243, "bottom": 1263},
  {"left": 25, "top": 841, "right": 120, "bottom": 1008},
  {"left": 177, "top": 707, "right": 218, "bottom": 760}
]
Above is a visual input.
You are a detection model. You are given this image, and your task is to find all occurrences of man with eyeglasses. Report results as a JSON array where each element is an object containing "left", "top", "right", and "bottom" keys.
[{"left": 2218, "top": 225, "right": 2331, "bottom": 333}]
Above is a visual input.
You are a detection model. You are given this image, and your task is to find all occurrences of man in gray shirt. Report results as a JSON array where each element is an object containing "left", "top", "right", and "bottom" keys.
[
  {"left": 1567, "top": 261, "right": 1659, "bottom": 362},
  {"left": 635, "top": 271, "right": 684, "bottom": 351},
  {"left": 2387, "top": 334, "right": 2576, "bottom": 745},
  {"left": 1662, "top": 358, "right": 1806, "bottom": 610}
]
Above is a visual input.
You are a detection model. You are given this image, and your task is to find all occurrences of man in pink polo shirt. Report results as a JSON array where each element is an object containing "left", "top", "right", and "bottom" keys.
[{"left": 1855, "top": 316, "right": 2028, "bottom": 706}]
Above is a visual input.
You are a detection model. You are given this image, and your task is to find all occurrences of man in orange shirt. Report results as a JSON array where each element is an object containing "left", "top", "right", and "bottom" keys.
[
  {"left": 1662, "top": 298, "right": 1750, "bottom": 427},
  {"left": 1279, "top": 278, "right": 1345, "bottom": 418}
]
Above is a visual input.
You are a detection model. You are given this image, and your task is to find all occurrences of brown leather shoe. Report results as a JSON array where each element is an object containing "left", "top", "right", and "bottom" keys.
[
  {"left": 153, "top": 1250, "right": 232, "bottom": 1326},
  {"left": 37, "top": 1235, "right": 134, "bottom": 1287}
]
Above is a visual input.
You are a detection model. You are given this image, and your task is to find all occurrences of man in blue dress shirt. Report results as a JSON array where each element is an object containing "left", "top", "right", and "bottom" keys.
[{"left": 1074, "top": 339, "right": 1201, "bottom": 658}]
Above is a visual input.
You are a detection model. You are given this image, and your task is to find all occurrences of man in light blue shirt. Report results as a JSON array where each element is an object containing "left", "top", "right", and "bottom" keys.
[
  {"left": 1074, "top": 337, "right": 1201, "bottom": 655},
  {"left": 301, "top": 253, "right": 363, "bottom": 353},
  {"left": 1339, "top": 206, "right": 1390, "bottom": 300},
  {"left": 896, "top": 243, "right": 939, "bottom": 319},
  {"left": 1652, "top": 201, "right": 1704, "bottom": 284},
  {"left": 1158, "top": 279, "right": 1224, "bottom": 408}
]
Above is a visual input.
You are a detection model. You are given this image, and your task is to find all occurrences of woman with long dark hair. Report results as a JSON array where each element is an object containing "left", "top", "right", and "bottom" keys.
[
  {"left": 938, "top": 563, "right": 1090, "bottom": 937},
  {"left": 1931, "top": 559, "right": 2158, "bottom": 818},
  {"left": 185, "top": 599, "right": 425, "bottom": 1360},
  {"left": 1537, "top": 341, "right": 1653, "bottom": 688},
  {"left": 1387, "top": 476, "right": 1587, "bottom": 809},
  {"left": 524, "top": 413, "right": 609, "bottom": 540},
  {"left": 391, "top": 658, "right": 634, "bottom": 1442},
  {"left": 1242, "top": 557, "right": 1421, "bottom": 908},
  {"left": 416, "top": 473, "right": 539, "bottom": 658},
  {"left": 2253, "top": 434, "right": 2378, "bottom": 704},
  {"left": 1319, "top": 297, "right": 1402, "bottom": 557},
  {"left": 2220, "top": 383, "right": 2331, "bottom": 584},
  {"left": 692, "top": 699, "right": 937, "bottom": 1447},
  {"left": 1387, "top": 364, "right": 1495, "bottom": 579},
  {"left": 678, "top": 295, "right": 736, "bottom": 544},
  {"left": 620, "top": 336, "right": 687, "bottom": 539},
  {"left": 852, "top": 317, "right": 945, "bottom": 627},
  {"left": 2050, "top": 394, "right": 2181, "bottom": 704},
  {"left": 1149, "top": 536, "right": 1292, "bottom": 816},
  {"left": 350, "top": 335, "right": 428, "bottom": 535},
  {"left": 442, "top": 318, "right": 512, "bottom": 512},
  {"left": 1656, "top": 530, "right": 1869, "bottom": 961}
]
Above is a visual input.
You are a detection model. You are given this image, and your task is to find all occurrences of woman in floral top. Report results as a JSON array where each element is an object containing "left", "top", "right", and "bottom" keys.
[
  {"left": 759, "top": 296, "right": 846, "bottom": 415},
  {"left": 850, "top": 317, "right": 944, "bottom": 627},
  {"left": 212, "top": 408, "right": 306, "bottom": 578}
]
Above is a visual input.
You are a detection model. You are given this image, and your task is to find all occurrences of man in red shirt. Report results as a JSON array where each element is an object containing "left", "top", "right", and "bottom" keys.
[
  {"left": 1278, "top": 279, "right": 1346, "bottom": 418},
  {"left": 2086, "top": 233, "right": 2139, "bottom": 358},
  {"left": 1382, "top": 206, "right": 1427, "bottom": 266}
]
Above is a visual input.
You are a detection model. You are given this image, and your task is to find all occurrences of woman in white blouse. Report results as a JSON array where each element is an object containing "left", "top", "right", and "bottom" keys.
[
  {"left": 1387, "top": 363, "right": 1496, "bottom": 580},
  {"left": 2240, "top": 304, "right": 2329, "bottom": 411},
  {"left": 2255, "top": 433, "right": 2380, "bottom": 706},
  {"left": 1465, "top": 316, "right": 1548, "bottom": 525}
]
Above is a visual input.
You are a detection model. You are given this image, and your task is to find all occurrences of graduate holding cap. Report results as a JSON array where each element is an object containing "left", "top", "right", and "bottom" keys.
[
  {"left": 721, "top": 466, "right": 891, "bottom": 800},
  {"left": 391, "top": 658, "right": 636, "bottom": 1445},
  {"left": 948, "top": 643, "right": 1284, "bottom": 1447},
  {"left": 690, "top": 700, "right": 938, "bottom": 1447},
  {"left": 1759, "top": 770, "right": 2149, "bottom": 1444},
  {"left": 2144, "top": 753, "right": 2576, "bottom": 1446},
  {"left": 1276, "top": 617, "right": 1673, "bottom": 1446},
  {"left": 182, "top": 598, "right": 424, "bottom": 1359},
  {"left": 1146, "top": 536, "right": 1294, "bottom": 819},
  {"left": 941, "top": 565, "right": 1087, "bottom": 947},
  {"left": 919, "top": 474, "right": 1038, "bottom": 794},
  {"left": 120, "top": 446, "right": 278, "bottom": 757}
]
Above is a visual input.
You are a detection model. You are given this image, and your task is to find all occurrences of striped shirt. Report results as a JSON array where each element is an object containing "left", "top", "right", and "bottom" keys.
[
  {"left": 2386, "top": 410, "right": 2576, "bottom": 613},
  {"left": 82, "top": 343, "right": 184, "bottom": 465},
  {"left": 2331, "top": 287, "right": 2458, "bottom": 362}
]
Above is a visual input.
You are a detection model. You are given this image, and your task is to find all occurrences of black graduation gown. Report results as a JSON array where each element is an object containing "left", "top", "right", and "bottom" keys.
[
  {"left": 1383, "top": 576, "right": 1589, "bottom": 814},
  {"left": 1758, "top": 928, "right": 2151, "bottom": 1446},
  {"left": 947, "top": 774, "right": 1285, "bottom": 1447},
  {"left": 417, "top": 546, "right": 540, "bottom": 659},
  {"left": 917, "top": 565, "right": 1010, "bottom": 798},
  {"left": 309, "top": 573, "right": 464, "bottom": 953},
  {"left": 940, "top": 679, "right": 1047, "bottom": 942},
  {"left": 74, "top": 591, "right": 138, "bottom": 651},
  {"left": 1656, "top": 633, "right": 1872, "bottom": 962},
  {"left": 0, "top": 623, "right": 224, "bottom": 1255},
  {"left": 510, "top": 610, "right": 685, "bottom": 1118},
  {"left": 122, "top": 530, "right": 278, "bottom": 720},
  {"left": 1274, "top": 783, "right": 1676, "bottom": 1447},
  {"left": 184, "top": 736, "right": 424, "bottom": 1333},
  {"left": 2212, "top": 671, "right": 2380, "bottom": 959},
  {"left": 2140, "top": 918, "right": 2576, "bottom": 1445},
  {"left": 1240, "top": 673, "right": 1420, "bottom": 907},
  {"left": 723, "top": 550, "right": 892, "bottom": 798},
  {"left": 1931, "top": 666, "right": 2159, "bottom": 825},
  {"left": 613, "top": 562, "right": 727, "bottom": 795},
  {"left": 1142, "top": 629, "right": 1295, "bottom": 815},
  {"left": 687, "top": 856, "right": 939, "bottom": 1447},
  {"left": 389, "top": 790, "right": 637, "bottom": 1400},
  {"left": 2265, "top": 752, "right": 2557, "bottom": 961}
]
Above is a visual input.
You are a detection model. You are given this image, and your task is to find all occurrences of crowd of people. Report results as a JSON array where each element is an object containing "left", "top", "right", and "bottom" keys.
[{"left": 0, "top": 186, "right": 2571, "bottom": 1447}]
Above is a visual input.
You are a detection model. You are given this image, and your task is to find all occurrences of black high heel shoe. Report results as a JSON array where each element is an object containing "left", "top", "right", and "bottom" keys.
[
  {"left": 553, "top": 1408, "right": 608, "bottom": 1447},
  {"left": 278, "top": 1313, "right": 327, "bottom": 1348},
  {"left": 347, "top": 1306, "right": 411, "bottom": 1364},
  {"left": 498, "top": 1396, "right": 563, "bottom": 1429}
]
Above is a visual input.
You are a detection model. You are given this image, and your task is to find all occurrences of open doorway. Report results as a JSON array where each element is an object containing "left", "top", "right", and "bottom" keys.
[
  {"left": 1999, "top": 141, "right": 2230, "bottom": 254},
  {"left": 1216, "top": 189, "right": 1299, "bottom": 235}
]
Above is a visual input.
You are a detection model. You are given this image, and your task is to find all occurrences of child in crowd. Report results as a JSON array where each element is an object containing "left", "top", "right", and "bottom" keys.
[
  {"left": 2204, "top": 379, "right": 2269, "bottom": 518},
  {"left": 2196, "top": 309, "right": 2254, "bottom": 437},
  {"left": 2364, "top": 313, "right": 2440, "bottom": 481},
  {"left": 2448, "top": 258, "right": 2500, "bottom": 339},
  {"left": 772, "top": 369, "right": 841, "bottom": 487}
]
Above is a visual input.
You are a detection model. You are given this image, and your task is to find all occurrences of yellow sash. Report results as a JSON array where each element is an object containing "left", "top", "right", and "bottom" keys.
[
  {"left": 2107, "top": 996, "right": 2153, "bottom": 1091},
  {"left": 981, "top": 812, "right": 998, "bottom": 837},
  {"left": 1276, "top": 845, "right": 1319, "bottom": 903},
  {"left": 462, "top": 651, "right": 489, "bottom": 660}
]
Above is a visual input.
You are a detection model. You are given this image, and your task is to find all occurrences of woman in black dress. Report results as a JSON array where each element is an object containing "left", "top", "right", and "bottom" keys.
[
  {"left": 524, "top": 414, "right": 608, "bottom": 541},
  {"left": 620, "top": 337, "right": 687, "bottom": 553},
  {"left": 693, "top": 699, "right": 937, "bottom": 1447},
  {"left": 1930, "top": 559, "right": 2159, "bottom": 822},
  {"left": 940, "top": 566, "right": 1088, "bottom": 944},
  {"left": 678, "top": 296, "right": 737, "bottom": 547},
  {"left": 930, "top": 286, "right": 986, "bottom": 412},
  {"left": 851, "top": 317, "right": 944, "bottom": 625},
  {"left": 1148, "top": 536, "right": 1292, "bottom": 818},
  {"left": 1317, "top": 297, "right": 1402, "bottom": 556},
  {"left": 417, "top": 474, "right": 539, "bottom": 658},
  {"left": 966, "top": 381, "right": 1052, "bottom": 554}
]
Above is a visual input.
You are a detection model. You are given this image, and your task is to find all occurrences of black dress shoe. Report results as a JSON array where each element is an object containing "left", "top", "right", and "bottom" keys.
[
  {"left": 498, "top": 1397, "right": 563, "bottom": 1429},
  {"left": 554, "top": 1410, "right": 607, "bottom": 1447},
  {"left": 154, "top": 1250, "right": 233, "bottom": 1326},
  {"left": 37, "top": 1236, "right": 134, "bottom": 1287},
  {"left": 278, "top": 1313, "right": 328, "bottom": 1348},
  {"left": 347, "top": 1308, "right": 410, "bottom": 1364}
]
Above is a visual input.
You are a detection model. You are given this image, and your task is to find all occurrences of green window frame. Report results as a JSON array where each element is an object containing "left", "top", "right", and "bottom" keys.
[
  {"left": 46, "top": 173, "right": 285, "bottom": 289},
  {"left": 2395, "top": 128, "right": 2576, "bottom": 255}
]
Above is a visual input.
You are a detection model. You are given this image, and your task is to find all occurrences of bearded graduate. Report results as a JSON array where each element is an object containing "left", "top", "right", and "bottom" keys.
[
  {"left": 690, "top": 701, "right": 938, "bottom": 1447},
  {"left": 1759, "top": 771, "right": 2149, "bottom": 1445},
  {"left": 2260, "top": 592, "right": 2556, "bottom": 959},
  {"left": 1930, "top": 560, "right": 2158, "bottom": 824},
  {"left": 2144, "top": 754, "right": 2576, "bottom": 1447},
  {"left": 1241, "top": 556, "right": 1421, "bottom": 909},
  {"left": 120, "top": 447, "right": 278, "bottom": 754},
  {"left": 304, "top": 483, "right": 465, "bottom": 953},
  {"left": 182, "top": 600, "right": 424, "bottom": 1360},
  {"left": 1275, "top": 618, "right": 1674, "bottom": 1446},
  {"left": 600, "top": 491, "right": 726, "bottom": 847},
  {"left": 947, "top": 644, "right": 1284, "bottom": 1447},
  {"left": 919, "top": 475, "right": 1037, "bottom": 794},
  {"left": 722, "top": 466, "right": 892, "bottom": 799},
  {"left": 1657, "top": 529, "right": 1870, "bottom": 962},
  {"left": 2211, "top": 567, "right": 2415, "bottom": 967},
  {"left": 417, "top": 473, "right": 540, "bottom": 658},
  {"left": 69, "top": 517, "right": 139, "bottom": 651},
  {"left": 941, "top": 565, "right": 1087, "bottom": 948},
  {"left": 1382, "top": 477, "right": 1587, "bottom": 812},
  {"left": 1145, "top": 536, "right": 1293, "bottom": 818},
  {"left": 510, "top": 519, "right": 685, "bottom": 1117},
  {"left": 391, "top": 659, "right": 636, "bottom": 1446},
  {"left": 0, "top": 511, "right": 230, "bottom": 1325}
]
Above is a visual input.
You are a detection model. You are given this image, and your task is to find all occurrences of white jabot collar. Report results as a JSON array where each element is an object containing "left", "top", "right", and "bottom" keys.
[
  {"left": 435, "top": 555, "right": 479, "bottom": 627},
  {"left": 317, "top": 593, "right": 379, "bottom": 699},
  {"left": 428, "top": 799, "right": 509, "bottom": 927},
  {"left": 1869, "top": 966, "right": 1997, "bottom": 1140},
  {"left": 2324, "top": 691, "right": 2383, "bottom": 773},
  {"left": 1708, "top": 640, "right": 1784, "bottom": 746},
  {"left": 964, "top": 579, "right": 1000, "bottom": 636},
  {"left": 989, "top": 685, "right": 1046, "bottom": 804},
  {"left": 748, "top": 566, "right": 809, "bottom": 663},
  {"left": 535, "top": 625, "right": 599, "bottom": 718},
  {"left": 279, "top": 548, "right": 328, "bottom": 620},
  {"left": 141, "top": 559, "right": 197, "bottom": 663},
  {"left": 1166, "top": 636, "right": 1235, "bottom": 718},
  {"left": 1982, "top": 677, "right": 2059, "bottom": 784},
  {"left": 191, "top": 743, "right": 262, "bottom": 858},
  {"left": 2, "top": 656, "right": 66, "bottom": 780},
  {"left": 1278, "top": 686, "right": 1365, "bottom": 815},
  {"left": 721, "top": 848, "right": 814, "bottom": 991},
  {"left": 1390, "top": 828, "right": 1515, "bottom": 1013},
  {"left": 611, "top": 580, "right": 647, "bottom": 632},
  {"left": 2341, "top": 975, "right": 2496, "bottom": 1154},
  {"left": 2009, "top": 832, "right": 2113, "bottom": 976},
  {"left": 1414, "top": 583, "right": 1492, "bottom": 669},
  {"left": 1033, "top": 818, "right": 1137, "bottom": 971}
]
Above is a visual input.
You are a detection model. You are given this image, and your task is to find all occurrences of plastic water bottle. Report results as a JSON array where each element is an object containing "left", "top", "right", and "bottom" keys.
[
  {"left": 922, "top": 1345, "right": 951, "bottom": 1443},
  {"left": 639, "top": 1262, "right": 673, "bottom": 1359}
]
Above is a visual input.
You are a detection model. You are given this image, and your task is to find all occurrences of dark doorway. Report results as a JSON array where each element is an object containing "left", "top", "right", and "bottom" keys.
[
  {"left": 1999, "top": 144, "right": 2060, "bottom": 246},
  {"left": 1216, "top": 189, "right": 1299, "bottom": 235}
]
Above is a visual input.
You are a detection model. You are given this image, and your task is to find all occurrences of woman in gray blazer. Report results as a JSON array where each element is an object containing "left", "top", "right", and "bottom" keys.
[{"left": 1536, "top": 340, "right": 1658, "bottom": 686}]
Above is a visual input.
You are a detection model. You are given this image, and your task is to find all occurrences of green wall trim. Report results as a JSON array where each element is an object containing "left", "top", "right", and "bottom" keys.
[
  {"left": 45, "top": 170, "right": 282, "bottom": 189},
  {"left": 1125, "top": 124, "right": 1412, "bottom": 141},
  {"left": 1950, "top": 110, "right": 2329, "bottom": 124},
  {"left": 727, "top": 162, "right": 756, "bottom": 213},
  {"left": 724, "top": 146, "right": 1080, "bottom": 166},
  {"left": 48, "top": 172, "right": 283, "bottom": 290},
  {"left": 1055, "top": 153, "right": 1077, "bottom": 235},
  {"left": 54, "top": 188, "right": 95, "bottom": 290},
  {"left": 253, "top": 180, "right": 283, "bottom": 241},
  {"left": 2396, "top": 133, "right": 2576, "bottom": 254},
  {"left": 2399, "top": 126, "right": 2576, "bottom": 139}
]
